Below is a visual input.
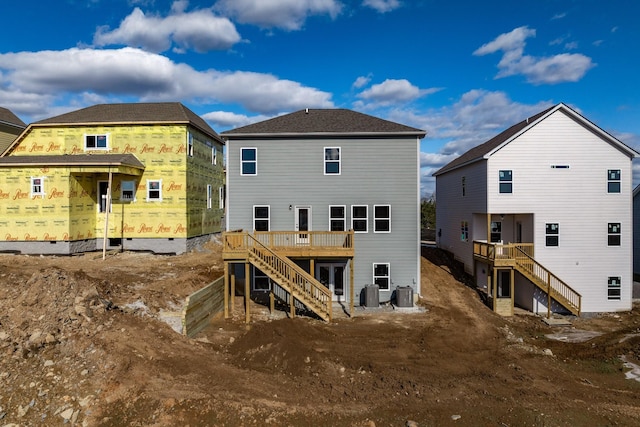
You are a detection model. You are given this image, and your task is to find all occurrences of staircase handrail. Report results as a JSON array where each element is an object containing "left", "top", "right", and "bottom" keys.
[{"left": 513, "top": 246, "right": 581, "bottom": 314}]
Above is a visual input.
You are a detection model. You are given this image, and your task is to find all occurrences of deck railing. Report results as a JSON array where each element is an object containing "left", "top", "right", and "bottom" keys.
[{"left": 223, "top": 230, "right": 354, "bottom": 259}]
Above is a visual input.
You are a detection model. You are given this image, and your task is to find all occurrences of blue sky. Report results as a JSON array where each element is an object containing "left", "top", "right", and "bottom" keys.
[{"left": 0, "top": 0, "right": 638, "bottom": 196}]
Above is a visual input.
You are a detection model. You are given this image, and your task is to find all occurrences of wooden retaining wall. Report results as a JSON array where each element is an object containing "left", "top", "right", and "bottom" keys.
[{"left": 182, "top": 276, "right": 224, "bottom": 337}]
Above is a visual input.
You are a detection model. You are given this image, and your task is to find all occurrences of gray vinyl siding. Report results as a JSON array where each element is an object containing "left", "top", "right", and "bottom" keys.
[{"left": 227, "top": 136, "right": 420, "bottom": 302}]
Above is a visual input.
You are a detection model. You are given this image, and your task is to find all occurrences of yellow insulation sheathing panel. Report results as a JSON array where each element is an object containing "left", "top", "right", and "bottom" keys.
[{"left": 0, "top": 125, "right": 224, "bottom": 243}]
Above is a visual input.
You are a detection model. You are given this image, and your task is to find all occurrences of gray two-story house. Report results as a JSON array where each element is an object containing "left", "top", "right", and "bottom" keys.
[{"left": 221, "top": 109, "right": 425, "bottom": 320}]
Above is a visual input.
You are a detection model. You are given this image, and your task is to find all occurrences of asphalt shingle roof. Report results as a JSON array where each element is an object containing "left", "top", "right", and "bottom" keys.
[
  {"left": 0, "top": 107, "right": 26, "bottom": 128},
  {"left": 34, "top": 102, "right": 221, "bottom": 142},
  {"left": 221, "top": 109, "right": 425, "bottom": 137},
  {"left": 0, "top": 153, "right": 145, "bottom": 169}
]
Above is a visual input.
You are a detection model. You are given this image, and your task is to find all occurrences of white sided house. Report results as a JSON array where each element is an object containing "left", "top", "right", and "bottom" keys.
[
  {"left": 221, "top": 109, "right": 425, "bottom": 321},
  {"left": 434, "top": 103, "right": 638, "bottom": 316}
]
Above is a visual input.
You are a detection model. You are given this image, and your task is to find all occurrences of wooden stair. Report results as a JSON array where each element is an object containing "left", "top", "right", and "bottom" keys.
[
  {"left": 512, "top": 247, "right": 581, "bottom": 316},
  {"left": 246, "top": 234, "right": 332, "bottom": 321}
]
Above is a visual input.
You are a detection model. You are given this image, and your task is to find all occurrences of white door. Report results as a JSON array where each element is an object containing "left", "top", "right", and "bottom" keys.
[
  {"left": 295, "top": 206, "right": 311, "bottom": 244},
  {"left": 317, "top": 263, "right": 346, "bottom": 301}
]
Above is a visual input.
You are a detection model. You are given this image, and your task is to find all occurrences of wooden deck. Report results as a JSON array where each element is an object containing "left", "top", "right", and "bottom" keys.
[{"left": 223, "top": 230, "right": 355, "bottom": 260}]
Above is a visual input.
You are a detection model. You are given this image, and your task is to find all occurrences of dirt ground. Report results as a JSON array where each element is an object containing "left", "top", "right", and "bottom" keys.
[{"left": 1, "top": 240, "right": 639, "bottom": 427}]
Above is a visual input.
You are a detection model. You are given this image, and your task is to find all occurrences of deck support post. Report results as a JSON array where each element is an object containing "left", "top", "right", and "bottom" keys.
[
  {"left": 245, "top": 263, "right": 251, "bottom": 323},
  {"left": 224, "top": 262, "right": 229, "bottom": 319},
  {"left": 230, "top": 269, "right": 236, "bottom": 315},
  {"left": 510, "top": 268, "right": 515, "bottom": 316},
  {"left": 492, "top": 269, "right": 497, "bottom": 312},
  {"left": 547, "top": 271, "right": 551, "bottom": 319},
  {"left": 270, "top": 291, "right": 275, "bottom": 314},
  {"left": 349, "top": 259, "right": 354, "bottom": 316}
]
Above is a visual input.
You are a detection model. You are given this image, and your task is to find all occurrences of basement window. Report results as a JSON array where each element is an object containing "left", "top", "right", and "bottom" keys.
[
  {"left": 607, "top": 276, "right": 621, "bottom": 300},
  {"left": 373, "top": 263, "right": 390, "bottom": 291}
]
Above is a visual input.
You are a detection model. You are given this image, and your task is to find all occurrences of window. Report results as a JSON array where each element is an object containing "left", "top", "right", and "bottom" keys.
[
  {"left": 373, "top": 263, "right": 390, "bottom": 291},
  {"left": 121, "top": 180, "right": 136, "bottom": 201},
  {"left": 499, "top": 170, "right": 512, "bottom": 193},
  {"left": 241, "top": 148, "right": 257, "bottom": 175},
  {"left": 253, "top": 205, "right": 270, "bottom": 231},
  {"left": 608, "top": 169, "right": 621, "bottom": 193},
  {"left": 351, "top": 205, "right": 368, "bottom": 233},
  {"left": 461, "top": 221, "right": 469, "bottom": 242},
  {"left": 607, "top": 276, "right": 621, "bottom": 300},
  {"left": 85, "top": 134, "right": 108, "bottom": 150},
  {"left": 462, "top": 176, "right": 466, "bottom": 197},
  {"left": 329, "top": 205, "right": 346, "bottom": 231},
  {"left": 212, "top": 146, "right": 217, "bottom": 165},
  {"left": 608, "top": 223, "right": 621, "bottom": 246},
  {"left": 545, "top": 223, "right": 559, "bottom": 246},
  {"left": 253, "top": 267, "right": 271, "bottom": 291},
  {"left": 219, "top": 185, "right": 225, "bottom": 209},
  {"left": 207, "top": 184, "right": 213, "bottom": 209},
  {"left": 147, "top": 179, "right": 162, "bottom": 201},
  {"left": 324, "top": 147, "right": 340, "bottom": 175},
  {"left": 374, "top": 205, "right": 391, "bottom": 233},
  {"left": 187, "top": 134, "right": 193, "bottom": 157},
  {"left": 31, "top": 177, "right": 44, "bottom": 197},
  {"left": 490, "top": 221, "right": 501, "bottom": 243}
]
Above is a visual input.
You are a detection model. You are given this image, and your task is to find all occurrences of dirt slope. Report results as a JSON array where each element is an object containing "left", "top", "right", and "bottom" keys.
[{"left": 0, "top": 243, "right": 639, "bottom": 426}]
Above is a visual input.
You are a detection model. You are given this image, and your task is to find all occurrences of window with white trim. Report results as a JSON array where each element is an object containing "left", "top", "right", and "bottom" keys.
[
  {"left": 373, "top": 263, "right": 390, "bottom": 291},
  {"left": 461, "top": 221, "right": 469, "bottom": 242},
  {"left": 219, "top": 185, "right": 225, "bottom": 209},
  {"left": 499, "top": 170, "right": 512, "bottom": 193},
  {"left": 207, "top": 184, "right": 213, "bottom": 209},
  {"left": 85, "top": 134, "right": 108, "bottom": 150},
  {"left": 121, "top": 180, "right": 136, "bottom": 201},
  {"left": 241, "top": 148, "right": 257, "bottom": 175},
  {"left": 608, "top": 223, "right": 621, "bottom": 246},
  {"left": 253, "top": 205, "right": 270, "bottom": 231},
  {"left": 607, "top": 276, "right": 621, "bottom": 300},
  {"left": 212, "top": 146, "right": 217, "bottom": 165},
  {"left": 187, "top": 133, "right": 193, "bottom": 157},
  {"left": 147, "top": 179, "right": 162, "bottom": 201},
  {"left": 329, "top": 205, "right": 346, "bottom": 231},
  {"left": 31, "top": 177, "right": 44, "bottom": 197},
  {"left": 324, "top": 147, "right": 340, "bottom": 175},
  {"left": 374, "top": 205, "right": 391, "bottom": 233},
  {"left": 608, "top": 169, "right": 621, "bottom": 193},
  {"left": 253, "top": 266, "right": 271, "bottom": 291},
  {"left": 545, "top": 223, "right": 559, "bottom": 246},
  {"left": 351, "top": 205, "right": 368, "bottom": 233}
]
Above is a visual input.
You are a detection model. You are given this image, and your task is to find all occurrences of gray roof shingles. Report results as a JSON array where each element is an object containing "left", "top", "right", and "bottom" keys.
[
  {"left": 221, "top": 109, "right": 425, "bottom": 137},
  {"left": 0, "top": 153, "right": 145, "bottom": 169},
  {"left": 34, "top": 102, "right": 221, "bottom": 142},
  {"left": 0, "top": 107, "right": 26, "bottom": 128}
]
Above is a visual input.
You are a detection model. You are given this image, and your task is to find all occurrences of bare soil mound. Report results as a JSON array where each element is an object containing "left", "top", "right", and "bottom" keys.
[{"left": 0, "top": 243, "right": 639, "bottom": 426}]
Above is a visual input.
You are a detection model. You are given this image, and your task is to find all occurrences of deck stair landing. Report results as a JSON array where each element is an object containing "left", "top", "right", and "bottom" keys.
[{"left": 474, "top": 242, "right": 581, "bottom": 316}]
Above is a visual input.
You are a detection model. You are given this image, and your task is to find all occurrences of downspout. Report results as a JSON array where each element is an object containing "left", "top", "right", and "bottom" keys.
[{"left": 102, "top": 168, "right": 113, "bottom": 260}]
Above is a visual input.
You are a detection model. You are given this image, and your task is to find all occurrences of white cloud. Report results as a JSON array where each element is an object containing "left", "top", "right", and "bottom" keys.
[
  {"left": 214, "top": 0, "right": 343, "bottom": 30},
  {"left": 202, "top": 110, "right": 273, "bottom": 130},
  {"left": 551, "top": 12, "right": 567, "bottom": 20},
  {"left": 362, "top": 0, "right": 401, "bottom": 13},
  {"left": 474, "top": 26, "right": 595, "bottom": 84},
  {"left": 93, "top": 2, "right": 241, "bottom": 53},
  {"left": 357, "top": 79, "right": 442, "bottom": 106},
  {"left": 352, "top": 75, "right": 371, "bottom": 89},
  {"left": 0, "top": 47, "right": 334, "bottom": 120}
]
